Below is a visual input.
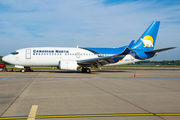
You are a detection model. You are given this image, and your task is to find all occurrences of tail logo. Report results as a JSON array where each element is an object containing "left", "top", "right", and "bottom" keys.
[{"left": 140, "top": 35, "right": 154, "bottom": 47}]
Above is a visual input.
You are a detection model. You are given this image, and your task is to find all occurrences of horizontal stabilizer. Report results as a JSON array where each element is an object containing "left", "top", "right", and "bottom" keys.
[{"left": 145, "top": 47, "right": 176, "bottom": 53}]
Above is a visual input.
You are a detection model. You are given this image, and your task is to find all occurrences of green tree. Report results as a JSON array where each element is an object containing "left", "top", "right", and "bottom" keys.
[{"left": 0, "top": 56, "right": 4, "bottom": 64}]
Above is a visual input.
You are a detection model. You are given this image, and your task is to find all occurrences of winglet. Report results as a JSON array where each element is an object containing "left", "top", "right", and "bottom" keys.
[
  {"left": 118, "top": 40, "right": 135, "bottom": 55},
  {"left": 128, "top": 40, "right": 135, "bottom": 49}
]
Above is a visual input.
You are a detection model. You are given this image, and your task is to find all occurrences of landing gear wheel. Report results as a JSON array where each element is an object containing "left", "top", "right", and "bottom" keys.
[
  {"left": 86, "top": 68, "right": 91, "bottom": 73},
  {"left": 81, "top": 68, "right": 86, "bottom": 73},
  {"left": 21, "top": 69, "right": 25, "bottom": 73},
  {"left": 81, "top": 68, "right": 91, "bottom": 73}
]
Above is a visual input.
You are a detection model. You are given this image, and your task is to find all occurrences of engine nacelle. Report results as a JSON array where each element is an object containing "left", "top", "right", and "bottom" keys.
[{"left": 58, "top": 60, "right": 78, "bottom": 70}]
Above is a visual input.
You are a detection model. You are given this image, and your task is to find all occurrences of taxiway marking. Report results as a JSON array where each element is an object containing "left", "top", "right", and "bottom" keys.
[
  {"left": 27, "top": 105, "right": 38, "bottom": 120},
  {"left": 1, "top": 113, "right": 180, "bottom": 119}
]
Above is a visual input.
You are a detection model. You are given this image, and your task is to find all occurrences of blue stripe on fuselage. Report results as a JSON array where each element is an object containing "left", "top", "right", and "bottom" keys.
[
  {"left": 82, "top": 46, "right": 127, "bottom": 55},
  {"left": 80, "top": 46, "right": 155, "bottom": 63},
  {"left": 80, "top": 46, "right": 127, "bottom": 63}
]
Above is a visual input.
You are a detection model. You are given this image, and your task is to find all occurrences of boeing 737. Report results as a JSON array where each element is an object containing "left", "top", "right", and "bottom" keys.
[{"left": 2, "top": 21, "right": 175, "bottom": 73}]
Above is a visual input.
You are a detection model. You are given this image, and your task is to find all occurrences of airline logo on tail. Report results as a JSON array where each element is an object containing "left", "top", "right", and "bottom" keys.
[{"left": 140, "top": 35, "right": 154, "bottom": 47}]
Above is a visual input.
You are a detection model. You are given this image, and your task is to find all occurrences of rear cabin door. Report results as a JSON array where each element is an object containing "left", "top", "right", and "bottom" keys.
[{"left": 26, "top": 49, "right": 31, "bottom": 59}]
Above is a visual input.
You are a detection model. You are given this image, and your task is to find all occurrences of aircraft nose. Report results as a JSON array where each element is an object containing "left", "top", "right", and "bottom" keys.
[{"left": 2, "top": 56, "right": 9, "bottom": 63}]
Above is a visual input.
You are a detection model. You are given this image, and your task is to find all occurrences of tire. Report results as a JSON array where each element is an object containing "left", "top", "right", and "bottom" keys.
[
  {"left": 21, "top": 69, "right": 25, "bottom": 73},
  {"left": 82, "top": 68, "right": 91, "bottom": 73},
  {"left": 81, "top": 68, "right": 86, "bottom": 73},
  {"left": 86, "top": 68, "right": 91, "bottom": 73}
]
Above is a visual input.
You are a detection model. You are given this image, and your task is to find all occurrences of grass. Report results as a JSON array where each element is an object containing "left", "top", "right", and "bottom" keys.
[
  {"left": 4, "top": 64, "right": 180, "bottom": 71},
  {"left": 5, "top": 66, "right": 180, "bottom": 71},
  {"left": 118, "top": 65, "right": 180, "bottom": 68}
]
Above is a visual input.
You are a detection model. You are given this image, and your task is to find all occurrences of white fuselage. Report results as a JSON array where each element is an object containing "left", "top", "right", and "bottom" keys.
[{"left": 3, "top": 47, "right": 141, "bottom": 69}]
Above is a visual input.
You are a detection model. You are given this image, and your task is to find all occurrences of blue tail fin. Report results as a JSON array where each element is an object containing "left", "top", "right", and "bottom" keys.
[{"left": 132, "top": 21, "right": 160, "bottom": 51}]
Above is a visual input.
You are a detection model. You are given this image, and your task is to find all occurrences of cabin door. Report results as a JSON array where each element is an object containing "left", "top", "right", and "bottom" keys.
[{"left": 26, "top": 49, "right": 31, "bottom": 59}]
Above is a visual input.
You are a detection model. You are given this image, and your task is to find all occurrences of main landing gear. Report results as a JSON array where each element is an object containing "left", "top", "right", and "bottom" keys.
[
  {"left": 20, "top": 67, "right": 33, "bottom": 73},
  {"left": 81, "top": 67, "right": 91, "bottom": 73}
]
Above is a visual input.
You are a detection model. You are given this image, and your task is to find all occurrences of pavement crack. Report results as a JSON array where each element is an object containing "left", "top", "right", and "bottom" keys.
[
  {"left": 81, "top": 80, "right": 151, "bottom": 113},
  {"left": 0, "top": 73, "right": 39, "bottom": 117},
  {"left": 81, "top": 79, "right": 167, "bottom": 120}
]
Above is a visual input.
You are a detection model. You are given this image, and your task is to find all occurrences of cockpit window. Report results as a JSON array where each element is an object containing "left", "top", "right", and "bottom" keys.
[{"left": 11, "top": 51, "right": 19, "bottom": 55}]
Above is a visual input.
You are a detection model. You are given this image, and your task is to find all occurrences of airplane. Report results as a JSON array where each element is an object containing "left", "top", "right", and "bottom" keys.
[{"left": 2, "top": 21, "right": 175, "bottom": 73}]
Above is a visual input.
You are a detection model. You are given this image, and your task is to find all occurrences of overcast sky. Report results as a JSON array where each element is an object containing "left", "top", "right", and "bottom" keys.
[{"left": 0, "top": 0, "right": 179, "bottom": 60}]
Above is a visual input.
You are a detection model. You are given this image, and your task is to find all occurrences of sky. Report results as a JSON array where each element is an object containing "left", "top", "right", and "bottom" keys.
[{"left": 0, "top": 0, "right": 179, "bottom": 60}]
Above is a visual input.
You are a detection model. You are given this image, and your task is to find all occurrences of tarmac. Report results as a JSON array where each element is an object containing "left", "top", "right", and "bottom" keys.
[{"left": 0, "top": 70, "right": 180, "bottom": 120}]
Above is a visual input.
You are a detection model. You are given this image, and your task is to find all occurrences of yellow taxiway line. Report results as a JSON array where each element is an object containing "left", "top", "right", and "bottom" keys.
[{"left": 0, "top": 113, "right": 180, "bottom": 119}]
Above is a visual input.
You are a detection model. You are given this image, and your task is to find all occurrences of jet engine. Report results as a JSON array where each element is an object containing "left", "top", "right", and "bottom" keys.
[{"left": 58, "top": 60, "right": 78, "bottom": 70}]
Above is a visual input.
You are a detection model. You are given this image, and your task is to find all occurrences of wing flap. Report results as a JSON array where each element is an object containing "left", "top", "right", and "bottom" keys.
[{"left": 78, "top": 56, "right": 115, "bottom": 65}]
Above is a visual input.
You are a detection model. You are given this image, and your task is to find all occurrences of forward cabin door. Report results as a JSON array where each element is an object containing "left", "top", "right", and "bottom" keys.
[{"left": 26, "top": 49, "right": 31, "bottom": 59}]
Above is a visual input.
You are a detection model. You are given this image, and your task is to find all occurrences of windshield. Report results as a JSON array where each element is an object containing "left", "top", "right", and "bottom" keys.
[{"left": 11, "top": 51, "right": 19, "bottom": 55}]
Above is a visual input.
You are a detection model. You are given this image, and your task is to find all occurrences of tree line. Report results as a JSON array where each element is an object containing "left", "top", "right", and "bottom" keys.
[{"left": 135, "top": 60, "right": 180, "bottom": 65}]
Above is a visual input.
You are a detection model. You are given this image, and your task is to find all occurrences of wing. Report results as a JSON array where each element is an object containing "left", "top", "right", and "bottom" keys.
[
  {"left": 78, "top": 55, "right": 116, "bottom": 68},
  {"left": 78, "top": 40, "right": 135, "bottom": 68}
]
